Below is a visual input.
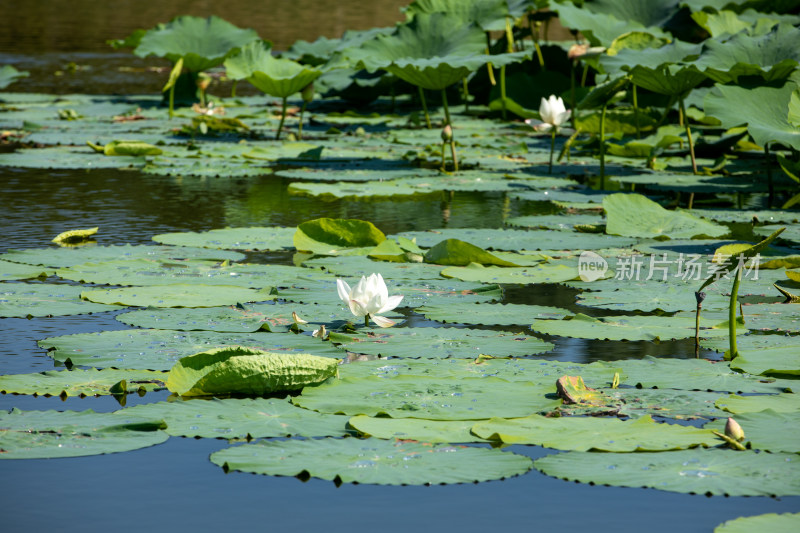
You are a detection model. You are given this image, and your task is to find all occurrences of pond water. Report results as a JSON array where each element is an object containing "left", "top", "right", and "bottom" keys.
[{"left": 1, "top": 3, "right": 798, "bottom": 532}]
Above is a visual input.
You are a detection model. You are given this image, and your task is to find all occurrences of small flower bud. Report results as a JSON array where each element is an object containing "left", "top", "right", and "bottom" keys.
[
  {"left": 301, "top": 82, "right": 314, "bottom": 103},
  {"left": 725, "top": 418, "right": 745, "bottom": 442},
  {"left": 441, "top": 124, "right": 453, "bottom": 142},
  {"left": 695, "top": 291, "right": 706, "bottom": 305}
]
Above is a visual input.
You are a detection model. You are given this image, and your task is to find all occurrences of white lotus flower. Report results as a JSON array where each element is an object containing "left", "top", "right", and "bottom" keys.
[
  {"left": 336, "top": 273, "right": 403, "bottom": 328},
  {"left": 525, "top": 95, "right": 571, "bottom": 133}
]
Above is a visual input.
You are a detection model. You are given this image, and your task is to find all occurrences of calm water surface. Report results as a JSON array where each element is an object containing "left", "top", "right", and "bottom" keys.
[{"left": 1, "top": 2, "right": 798, "bottom": 532}]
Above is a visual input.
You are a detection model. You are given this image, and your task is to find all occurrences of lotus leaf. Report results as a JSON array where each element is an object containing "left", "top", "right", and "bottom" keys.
[
  {"left": 328, "top": 327, "right": 554, "bottom": 359},
  {"left": 0, "top": 282, "right": 124, "bottom": 318},
  {"left": 166, "top": 346, "right": 340, "bottom": 396},
  {"left": 51, "top": 227, "right": 98, "bottom": 245},
  {"left": 604, "top": 193, "right": 728, "bottom": 239},
  {"left": 576, "top": 280, "right": 729, "bottom": 313},
  {"left": 120, "top": 397, "right": 349, "bottom": 438},
  {"left": 152, "top": 227, "right": 296, "bottom": 251},
  {"left": 293, "top": 218, "right": 386, "bottom": 255},
  {"left": 689, "top": 208, "right": 800, "bottom": 224},
  {"left": 349, "top": 415, "right": 486, "bottom": 443},
  {"left": 404, "top": 0, "right": 510, "bottom": 32},
  {"left": 705, "top": 410, "right": 800, "bottom": 453},
  {"left": 534, "top": 448, "right": 800, "bottom": 496},
  {"left": 728, "top": 346, "right": 800, "bottom": 377},
  {"left": 531, "top": 313, "right": 737, "bottom": 341},
  {"left": 0, "top": 244, "right": 244, "bottom": 268},
  {"left": 396, "top": 227, "right": 637, "bottom": 251},
  {"left": 302, "top": 255, "right": 448, "bottom": 280},
  {"left": 81, "top": 284, "right": 274, "bottom": 308},
  {"left": 505, "top": 213, "right": 604, "bottom": 230},
  {"left": 0, "top": 146, "right": 149, "bottom": 170},
  {"left": 754, "top": 224, "right": 800, "bottom": 245},
  {"left": 556, "top": 387, "right": 728, "bottom": 420},
  {"left": 134, "top": 15, "right": 260, "bottom": 72},
  {"left": 0, "top": 408, "right": 168, "bottom": 459},
  {"left": 0, "top": 65, "right": 29, "bottom": 89},
  {"left": 292, "top": 375, "right": 561, "bottom": 419},
  {"left": 39, "top": 329, "right": 345, "bottom": 371},
  {"left": 0, "top": 368, "right": 166, "bottom": 397},
  {"left": 423, "top": 238, "right": 521, "bottom": 267},
  {"left": 0, "top": 260, "right": 49, "bottom": 281},
  {"left": 714, "top": 513, "right": 800, "bottom": 533},
  {"left": 416, "top": 302, "right": 571, "bottom": 325},
  {"left": 473, "top": 414, "right": 718, "bottom": 451},
  {"left": 224, "top": 41, "right": 321, "bottom": 98},
  {"left": 554, "top": 1, "right": 670, "bottom": 47},
  {"left": 210, "top": 437, "right": 532, "bottom": 485},
  {"left": 441, "top": 263, "right": 580, "bottom": 284},
  {"left": 716, "top": 392, "right": 800, "bottom": 414}
]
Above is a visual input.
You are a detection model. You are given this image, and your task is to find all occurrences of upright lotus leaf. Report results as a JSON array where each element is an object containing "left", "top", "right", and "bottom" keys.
[
  {"left": 404, "top": 0, "right": 510, "bottom": 31},
  {"left": 210, "top": 438, "right": 533, "bottom": 485},
  {"left": 353, "top": 12, "right": 486, "bottom": 90},
  {"left": 134, "top": 15, "right": 260, "bottom": 72},
  {"left": 715, "top": 513, "right": 800, "bottom": 533},
  {"left": 628, "top": 64, "right": 707, "bottom": 97},
  {"left": 604, "top": 193, "right": 728, "bottom": 238},
  {"left": 293, "top": 218, "right": 386, "bottom": 255},
  {"left": 473, "top": 414, "right": 718, "bottom": 451},
  {"left": 691, "top": 10, "right": 787, "bottom": 38},
  {"left": 601, "top": 39, "right": 702, "bottom": 77},
  {"left": 554, "top": 0, "right": 671, "bottom": 47},
  {"left": 577, "top": 75, "right": 631, "bottom": 111},
  {"left": 166, "top": 346, "right": 340, "bottom": 397},
  {"left": 704, "top": 81, "right": 800, "bottom": 151},
  {"left": 0, "top": 408, "right": 168, "bottom": 459},
  {"left": 0, "top": 65, "right": 29, "bottom": 89},
  {"left": 51, "top": 227, "right": 98, "bottom": 246},
  {"left": 224, "top": 41, "right": 321, "bottom": 96},
  {"left": 423, "top": 239, "right": 521, "bottom": 267},
  {"left": 695, "top": 23, "right": 800, "bottom": 83},
  {"left": 534, "top": 448, "right": 800, "bottom": 497}
]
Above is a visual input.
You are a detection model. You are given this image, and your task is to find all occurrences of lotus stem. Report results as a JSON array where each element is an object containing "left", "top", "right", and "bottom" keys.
[
  {"left": 728, "top": 267, "right": 741, "bottom": 360},
  {"left": 298, "top": 100, "right": 307, "bottom": 140},
  {"left": 599, "top": 103, "right": 607, "bottom": 189},
  {"left": 632, "top": 84, "right": 641, "bottom": 139},
  {"left": 485, "top": 33, "right": 496, "bottom": 86},
  {"left": 500, "top": 65, "right": 507, "bottom": 120},
  {"left": 441, "top": 89, "right": 458, "bottom": 172},
  {"left": 679, "top": 95, "right": 697, "bottom": 174},
  {"left": 275, "top": 96, "right": 288, "bottom": 140},
  {"left": 570, "top": 62, "right": 576, "bottom": 131},
  {"left": 364, "top": 314, "right": 370, "bottom": 328},
  {"left": 694, "top": 291, "right": 705, "bottom": 358},
  {"left": 712, "top": 430, "right": 746, "bottom": 451},
  {"left": 418, "top": 87, "right": 431, "bottom": 129},
  {"left": 168, "top": 85, "right": 175, "bottom": 119},
  {"left": 549, "top": 128, "right": 556, "bottom": 174},
  {"left": 441, "top": 141, "right": 446, "bottom": 171},
  {"left": 528, "top": 17, "right": 545, "bottom": 67},
  {"left": 462, "top": 78, "right": 470, "bottom": 112},
  {"left": 766, "top": 143, "right": 774, "bottom": 207},
  {"left": 581, "top": 64, "right": 589, "bottom": 87},
  {"left": 688, "top": 192, "right": 695, "bottom": 209},
  {"left": 231, "top": 80, "right": 237, "bottom": 98}
]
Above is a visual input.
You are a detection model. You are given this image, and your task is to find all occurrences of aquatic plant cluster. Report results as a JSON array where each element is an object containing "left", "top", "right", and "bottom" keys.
[{"left": 1, "top": 0, "right": 800, "bottom": 530}]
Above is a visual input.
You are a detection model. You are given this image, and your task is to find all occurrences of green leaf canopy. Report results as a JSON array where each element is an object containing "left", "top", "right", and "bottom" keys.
[{"left": 224, "top": 41, "right": 322, "bottom": 98}]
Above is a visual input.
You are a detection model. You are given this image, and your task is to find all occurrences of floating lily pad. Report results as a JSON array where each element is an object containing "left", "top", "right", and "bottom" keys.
[
  {"left": 395, "top": 228, "right": 636, "bottom": 251},
  {"left": 119, "top": 397, "right": 350, "bottom": 438},
  {"left": 473, "top": 414, "right": 718, "bottom": 451},
  {"left": 532, "top": 313, "right": 737, "bottom": 341},
  {"left": 39, "top": 329, "right": 345, "bottom": 371},
  {"left": 576, "top": 280, "right": 730, "bottom": 312},
  {"left": 714, "top": 513, "right": 800, "bottom": 533},
  {"left": 293, "top": 375, "right": 560, "bottom": 420},
  {"left": 0, "top": 260, "right": 50, "bottom": 282},
  {"left": 0, "top": 282, "right": 124, "bottom": 318},
  {"left": 557, "top": 387, "right": 727, "bottom": 420},
  {"left": 328, "top": 327, "right": 554, "bottom": 359},
  {"left": 349, "top": 415, "right": 485, "bottom": 443},
  {"left": 690, "top": 209, "right": 800, "bottom": 224},
  {"left": 716, "top": 392, "right": 800, "bottom": 414},
  {"left": 505, "top": 213, "right": 604, "bottom": 230},
  {"left": 151, "top": 227, "right": 296, "bottom": 251},
  {"left": 0, "top": 368, "right": 166, "bottom": 397},
  {"left": 705, "top": 410, "right": 800, "bottom": 453},
  {"left": 80, "top": 284, "right": 274, "bottom": 308},
  {"left": 416, "top": 302, "right": 571, "bottom": 325},
  {"left": 0, "top": 408, "right": 168, "bottom": 459},
  {"left": 302, "top": 255, "right": 447, "bottom": 280},
  {"left": 0, "top": 244, "right": 244, "bottom": 268},
  {"left": 210, "top": 437, "right": 532, "bottom": 485},
  {"left": 604, "top": 193, "right": 728, "bottom": 239},
  {"left": 534, "top": 448, "right": 800, "bottom": 497},
  {"left": 754, "top": 224, "right": 800, "bottom": 245},
  {"left": 440, "top": 263, "right": 580, "bottom": 285},
  {"left": 0, "top": 146, "right": 148, "bottom": 170},
  {"left": 294, "top": 218, "right": 386, "bottom": 256},
  {"left": 275, "top": 168, "right": 439, "bottom": 182}
]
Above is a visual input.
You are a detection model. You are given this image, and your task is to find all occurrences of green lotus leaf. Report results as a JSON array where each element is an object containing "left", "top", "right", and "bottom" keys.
[
  {"left": 293, "top": 218, "right": 386, "bottom": 256},
  {"left": 0, "top": 65, "right": 29, "bottom": 89},
  {"left": 473, "top": 414, "right": 718, "bottom": 451},
  {"left": 505, "top": 213, "right": 604, "bottom": 230},
  {"left": 416, "top": 302, "right": 571, "bottom": 325},
  {"left": 349, "top": 415, "right": 486, "bottom": 443},
  {"left": 353, "top": 12, "right": 486, "bottom": 90},
  {"left": 729, "top": 346, "right": 800, "bottom": 377},
  {"left": 368, "top": 238, "right": 424, "bottom": 262},
  {"left": 629, "top": 64, "right": 707, "bottom": 97},
  {"left": 225, "top": 41, "right": 322, "bottom": 98},
  {"left": 0, "top": 146, "right": 149, "bottom": 170},
  {"left": 275, "top": 167, "right": 440, "bottom": 182},
  {"left": 0, "top": 260, "right": 49, "bottom": 281},
  {"left": 119, "top": 397, "right": 349, "bottom": 438},
  {"left": 557, "top": 387, "right": 727, "bottom": 420},
  {"left": 165, "top": 346, "right": 340, "bottom": 396},
  {"left": 601, "top": 39, "right": 702, "bottom": 76},
  {"left": 90, "top": 140, "right": 163, "bottom": 156},
  {"left": 687, "top": 302, "right": 800, "bottom": 334},
  {"left": 695, "top": 23, "right": 800, "bottom": 83},
  {"left": 134, "top": 15, "right": 260, "bottom": 72},
  {"left": 0, "top": 408, "right": 168, "bottom": 459},
  {"left": 0, "top": 244, "right": 243, "bottom": 268},
  {"left": 424, "top": 238, "right": 520, "bottom": 267},
  {"left": 440, "top": 263, "right": 580, "bottom": 285},
  {"left": 716, "top": 392, "right": 800, "bottom": 414},
  {"left": 531, "top": 313, "right": 738, "bottom": 341},
  {"left": 705, "top": 410, "right": 800, "bottom": 453},
  {"left": 210, "top": 437, "right": 532, "bottom": 485},
  {"left": 604, "top": 193, "right": 728, "bottom": 239},
  {"left": 554, "top": 0, "right": 671, "bottom": 47},
  {"left": 39, "top": 329, "right": 345, "bottom": 371},
  {"left": 534, "top": 448, "right": 800, "bottom": 497},
  {"left": 116, "top": 302, "right": 346, "bottom": 333},
  {"left": 0, "top": 368, "right": 166, "bottom": 397},
  {"left": 328, "top": 327, "right": 554, "bottom": 359},
  {"left": 704, "top": 81, "right": 800, "bottom": 150},
  {"left": 754, "top": 223, "right": 800, "bottom": 245},
  {"left": 691, "top": 10, "right": 786, "bottom": 38},
  {"left": 292, "top": 375, "right": 561, "bottom": 420},
  {"left": 0, "top": 282, "right": 124, "bottom": 318},
  {"left": 81, "top": 284, "right": 274, "bottom": 308},
  {"left": 396, "top": 227, "right": 637, "bottom": 251},
  {"left": 715, "top": 513, "right": 800, "bottom": 533},
  {"left": 689, "top": 208, "right": 800, "bottom": 224},
  {"left": 302, "top": 255, "right": 449, "bottom": 280},
  {"left": 576, "top": 280, "right": 729, "bottom": 313},
  {"left": 152, "top": 227, "right": 296, "bottom": 251},
  {"left": 578, "top": 75, "right": 632, "bottom": 110},
  {"left": 57, "top": 259, "right": 322, "bottom": 288},
  {"left": 404, "top": 0, "right": 510, "bottom": 31},
  {"left": 51, "top": 227, "right": 98, "bottom": 246}
]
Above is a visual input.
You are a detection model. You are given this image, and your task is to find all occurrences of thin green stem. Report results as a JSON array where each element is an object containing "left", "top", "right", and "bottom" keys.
[
  {"left": 418, "top": 86, "right": 431, "bottom": 129},
  {"left": 766, "top": 143, "right": 774, "bottom": 207},
  {"left": 500, "top": 65, "right": 507, "bottom": 120},
  {"left": 549, "top": 128, "right": 556, "bottom": 174},
  {"left": 168, "top": 85, "right": 175, "bottom": 119},
  {"left": 632, "top": 84, "right": 641, "bottom": 140},
  {"left": 275, "top": 97, "right": 288, "bottom": 140},
  {"left": 231, "top": 80, "right": 238, "bottom": 98},
  {"left": 298, "top": 101, "right": 307, "bottom": 140},
  {"left": 441, "top": 141, "right": 446, "bottom": 171},
  {"left": 570, "top": 62, "right": 576, "bottom": 131},
  {"left": 581, "top": 64, "right": 589, "bottom": 87},
  {"left": 462, "top": 78, "right": 469, "bottom": 112},
  {"left": 441, "top": 89, "right": 458, "bottom": 172},
  {"left": 364, "top": 314, "right": 370, "bottom": 328},
  {"left": 599, "top": 103, "right": 607, "bottom": 189},
  {"left": 679, "top": 95, "right": 697, "bottom": 174},
  {"left": 728, "top": 268, "right": 741, "bottom": 360},
  {"left": 695, "top": 301, "right": 701, "bottom": 358}
]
